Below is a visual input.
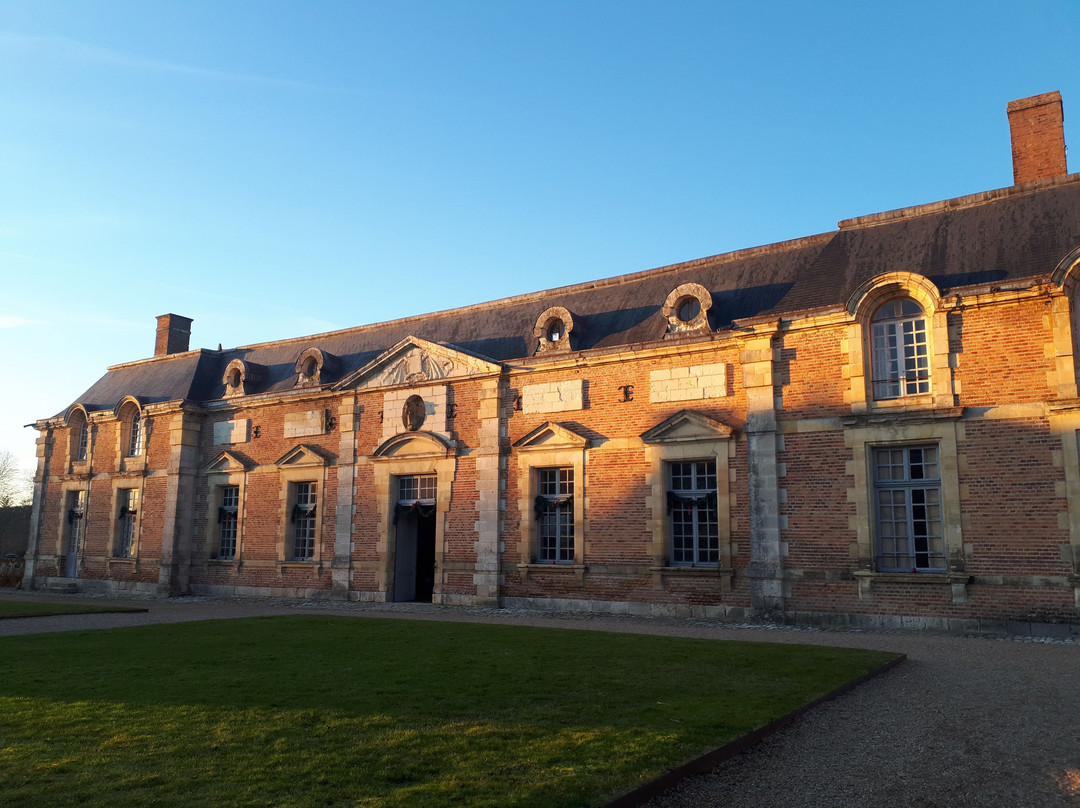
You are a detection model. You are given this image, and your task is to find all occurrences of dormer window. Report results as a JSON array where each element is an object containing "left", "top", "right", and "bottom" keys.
[
  {"left": 533, "top": 306, "right": 576, "bottom": 354},
  {"left": 294, "top": 347, "right": 340, "bottom": 388},
  {"left": 676, "top": 296, "right": 701, "bottom": 324},
  {"left": 662, "top": 283, "right": 712, "bottom": 336},
  {"left": 226, "top": 367, "right": 242, "bottom": 392},
  {"left": 546, "top": 318, "right": 564, "bottom": 343},
  {"left": 222, "top": 359, "right": 266, "bottom": 398},
  {"left": 870, "top": 298, "right": 929, "bottom": 400}
]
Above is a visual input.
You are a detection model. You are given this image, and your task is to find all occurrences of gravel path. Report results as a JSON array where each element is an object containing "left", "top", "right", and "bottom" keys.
[{"left": 2, "top": 591, "right": 1078, "bottom": 807}]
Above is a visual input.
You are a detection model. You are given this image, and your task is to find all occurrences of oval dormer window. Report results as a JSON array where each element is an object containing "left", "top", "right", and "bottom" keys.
[
  {"left": 662, "top": 283, "right": 712, "bottom": 336},
  {"left": 676, "top": 296, "right": 701, "bottom": 323},
  {"left": 227, "top": 368, "right": 242, "bottom": 390},
  {"left": 533, "top": 306, "right": 575, "bottom": 354},
  {"left": 546, "top": 318, "right": 564, "bottom": 343}
]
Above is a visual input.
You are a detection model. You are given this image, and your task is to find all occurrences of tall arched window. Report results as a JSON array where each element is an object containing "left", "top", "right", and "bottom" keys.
[
  {"left": 68, "top": 409, "right": 89, "bottom": 463},
  {"left": 870, "top": 298, "right": 930, "bottom": 400},
  {"left": 128, "top": 411, "right": 143, "bottom": 456}
]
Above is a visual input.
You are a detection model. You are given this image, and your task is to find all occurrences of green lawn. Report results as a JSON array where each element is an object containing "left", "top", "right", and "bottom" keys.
[
  {"left": 0, "top": 600, "right": 147, "bottom": 619},
  {"left": 0, "top": 616, "right": 898, "bottom": 807}
]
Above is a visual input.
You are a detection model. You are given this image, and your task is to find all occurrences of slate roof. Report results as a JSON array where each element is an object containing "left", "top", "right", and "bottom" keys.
[{"left": 65, "top": 175, "right": 1080, "bottom": 414}]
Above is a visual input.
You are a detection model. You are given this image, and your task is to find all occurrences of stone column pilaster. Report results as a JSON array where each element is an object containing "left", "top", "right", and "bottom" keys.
[
  {"left": 333, "top": 394, "right": 359, "bottom": 595},
  {"left": 741, "top": 326, "right": 785, "bottom": 615},
  {"left": 158, "top": 409, "right": 202, "bottom": 594},
  {"left": 472, "top": 375, "right": 505, "bottom": 606}
]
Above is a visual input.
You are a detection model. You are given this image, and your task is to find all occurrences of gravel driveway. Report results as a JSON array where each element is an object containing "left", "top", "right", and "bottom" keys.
[{"left": 2, "top": 591, "right": 1078, "bottom": 807}]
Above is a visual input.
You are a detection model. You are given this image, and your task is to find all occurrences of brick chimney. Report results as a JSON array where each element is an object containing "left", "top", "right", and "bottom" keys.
[
  {"left": 154, "top": 314, "right": 193, "bottom": 356},
  {"left": 1007, "top": 91, "right": 1068, "bottom": 185}
]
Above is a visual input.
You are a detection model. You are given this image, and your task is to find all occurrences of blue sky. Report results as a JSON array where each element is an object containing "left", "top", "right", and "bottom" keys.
[{"left": 2, "top": 0, "right": 1078, "bottom": 475}]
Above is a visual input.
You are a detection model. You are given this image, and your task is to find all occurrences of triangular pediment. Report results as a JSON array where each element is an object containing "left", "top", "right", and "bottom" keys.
[
  {"left": 334, "top": 336, "right": 502, "bottom": 391},
  {"left": 275, "top": 444, "right": 334, "bottom": 468},
  {"left": 513, "top": 422, "right": 590, "bottom": 451},
  {"left": 204, "top": 450, "right": 252, "bottom": 474},
  {"left": 640, "top": 410, "right": 734, "bottom": 444}
]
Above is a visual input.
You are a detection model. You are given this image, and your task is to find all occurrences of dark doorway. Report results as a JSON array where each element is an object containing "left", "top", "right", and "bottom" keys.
[
  {"left": 393, "top": 510, "right": 436, "bottom": 603},
  {"left": 415, "top": 512, "right": 436, "bottom": 602}
]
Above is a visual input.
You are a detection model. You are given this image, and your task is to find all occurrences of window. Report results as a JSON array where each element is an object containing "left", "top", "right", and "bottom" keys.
[
  {"left": 535, "top": 468, "right": 574, "bottom": 563},
  {"left": 545, "top": 318, "right": 564, "bottom": 343},
  {"left": 676, "top": 296, "right": 701, "bottom": 323},
  {"left": 116, "top": 489, "right": 139, "bottom": 557},
  {"left": 871, "top": 299, "right": 930, "bottom": 399},
  {"left": 127, "top": 411, "right": 144, "bottom": 457},
  {"left": 290, "top": 482, "right": 317, "bottom": 561},
  {"left": 667, "top": 460, "right": 719, "bottom": 566},
  {"left": 76, "top": 420, "right": 89, "bottom": 461},
  {"left": 873, "top": 445, "right": 944, "bottom": 572},
  {"left": 398, "top": 474, "right": 437, "bottom": 503},
  {"left": 662, "top": 283, "right": 712, "bottom": 335},
  {"left": 66, "top": 490, "right": 85, "bottom": 554},
  {"left": 532, "top": 306, "right": 575, "bottom": 353},
  {"left": 217, "top": 485, "right": 239, "bottom": 560}
]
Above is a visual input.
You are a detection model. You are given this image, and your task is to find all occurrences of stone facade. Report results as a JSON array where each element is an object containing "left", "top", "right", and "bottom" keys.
[{"left": 23, "top": 93, "right": 1080, "bottom": 631}]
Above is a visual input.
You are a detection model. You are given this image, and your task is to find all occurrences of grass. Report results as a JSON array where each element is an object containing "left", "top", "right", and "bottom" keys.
[
  {"left": 0, "top": 616, "right": 898, "bottom": 807},
  {"left": 0, "top": 600, "right": 147, "bottom": 619}
]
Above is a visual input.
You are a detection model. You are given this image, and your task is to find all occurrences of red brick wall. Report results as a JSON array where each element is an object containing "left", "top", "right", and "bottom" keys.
[
  {"left": 779, "top": 431, "right": 855, "bottom": 571},
  {"left": 778, "top": 329, "right": 849, "bottom": 419},
  {"left": 954, "top": 301, "right": 1054, "bottom": 406},
  {"left": 960, "top": 418, "right": 1069, "bottom": 576}
]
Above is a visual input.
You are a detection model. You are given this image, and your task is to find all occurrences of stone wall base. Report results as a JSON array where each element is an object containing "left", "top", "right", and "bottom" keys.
[{"left": 502, "top": 594, "right": 1080, "bottom": 638}]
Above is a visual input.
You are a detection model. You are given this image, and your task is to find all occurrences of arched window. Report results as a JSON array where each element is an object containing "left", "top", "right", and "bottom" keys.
[
  {"left": 68, "top": 409, "right": 89, "bottom": 463},
  {"left": 76, "top": 419, "right": 89, "bottom": 461},
  {"left": 870, "top": 298, "right": 930, "bottom": 400},
  {"left": 124, "top": 408, "right": 144, "bottom": 457}
]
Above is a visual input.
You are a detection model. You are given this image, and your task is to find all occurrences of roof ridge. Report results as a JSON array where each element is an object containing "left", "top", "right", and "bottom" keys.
[
  {"left": 219, "top": 231, "right": 836, "bottom": 354},
  {"left": 838, "top": 172, "right": 1080, "bottom": 230}
]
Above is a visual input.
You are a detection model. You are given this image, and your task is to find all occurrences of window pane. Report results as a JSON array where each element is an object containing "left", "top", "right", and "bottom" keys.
[
  {"left": 873, "top": 446, "right": 944, "bottom": 572},
  {"left": 537, "top": 468, "right": 574, "bottom": 562},
  {"left": 292, "top": 482, "right": 317, "bottom": 560},
  {"left": 668, "top": 460, "right": 718, "bottom": 566}
]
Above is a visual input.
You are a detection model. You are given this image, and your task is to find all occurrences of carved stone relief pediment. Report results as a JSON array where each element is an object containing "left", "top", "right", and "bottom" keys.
[
  {"left": 382, "top": 350, "right": 454, "bottom": 386},
  {"left": 335, "top": 336, "right": 501, "bottom": 392}
]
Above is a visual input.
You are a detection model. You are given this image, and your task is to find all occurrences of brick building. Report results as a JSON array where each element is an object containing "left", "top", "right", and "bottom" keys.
[{"left": 24, "top": 93, "right": 1080, "bottom": 631}]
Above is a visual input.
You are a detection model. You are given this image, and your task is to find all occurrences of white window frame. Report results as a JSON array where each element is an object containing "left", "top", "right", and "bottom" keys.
[
  {"left": 872, "top": 444, "right": 945, "bottom": 573},
  {"left": 290, "top": 481, "right": 318, "bottom": 561},
  {"left": 667, "top": 459, "right": 720, "bottom": 567},
  {"left": 217, "top": 485, "right": 240, "bottom": 560},
  {"left": 870, "top": 299, "right": 930, "bottom": 400},
  {"left": 127, "top": 411, "right": 143, "bottom": 457},
  {"left": 536, "top": 467, "right": 574, "bottom": 564},
  {"left": 65, "top": 490, "right": 86, "bottom": 567},
  {"left": 75, "top": 419, "right": 89, "bottom": 462},
  {"left": 115, "top": 488, "right": 139, "bottom": 558}
]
